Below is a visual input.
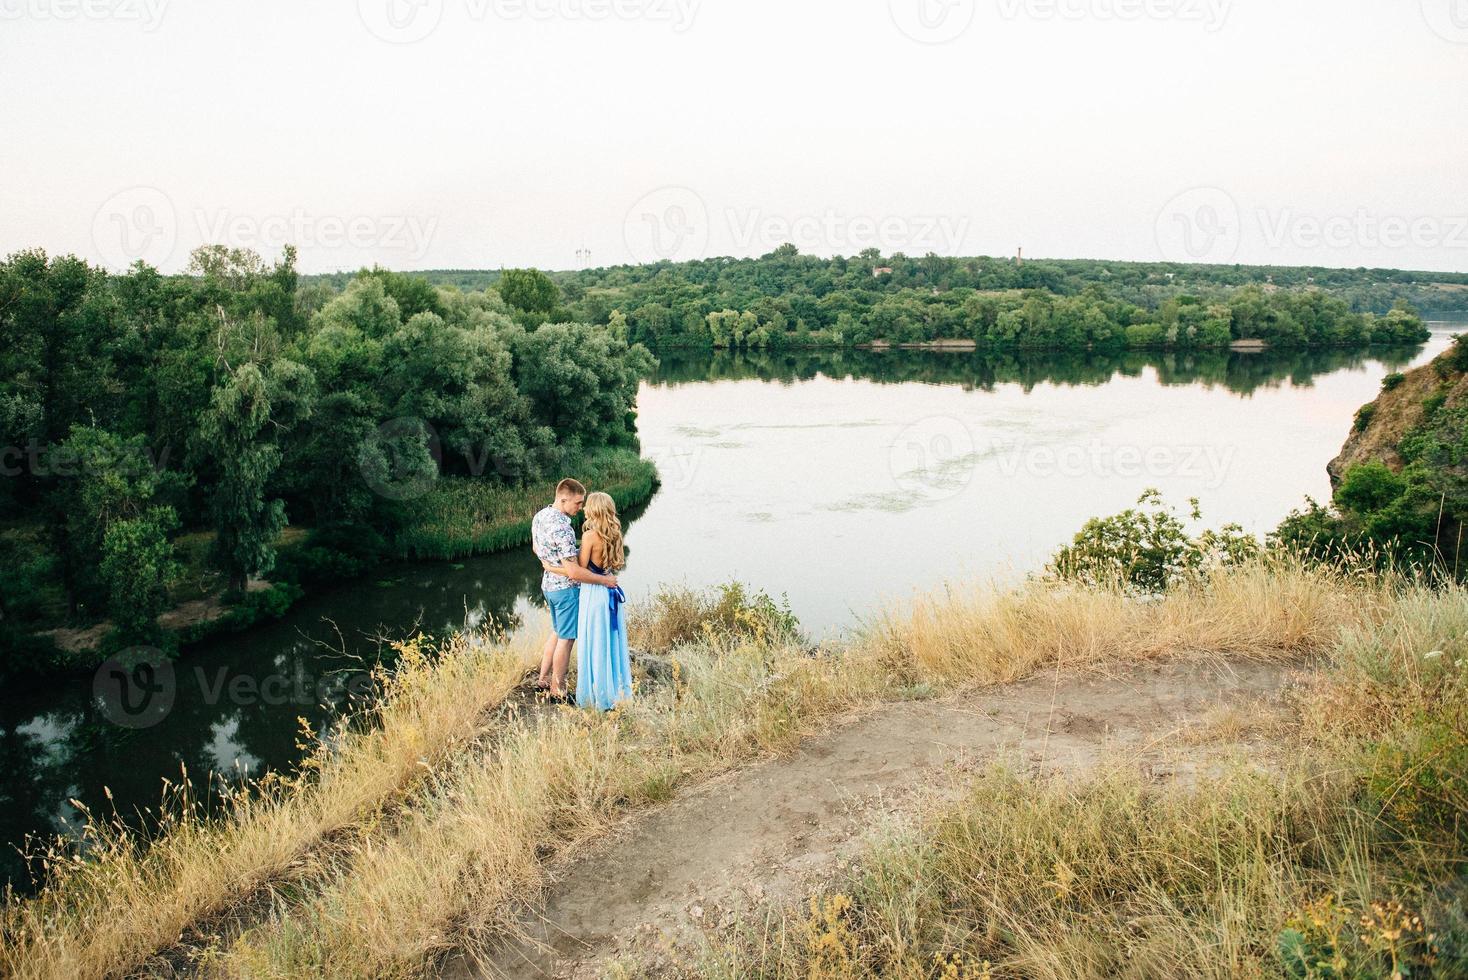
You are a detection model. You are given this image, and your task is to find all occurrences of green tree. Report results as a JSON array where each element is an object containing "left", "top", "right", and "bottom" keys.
[
  {"left": 509, "top": 322, "right": 655, "bottom": 453},
  {"left": 189, "top": 245, "right": 304, "bottom": 337},
  {"left": 313, "top": 276, "right": 403, "bottom": 339},
  {"left": 100, "top": 506, "right": 179, "bottom": 646},
  {"left": 380, "top": 311, "right": 547, "bottom": 481},
  {"left": 53, "top": 425, "right": 173, "bottom": 616},
  {"left": 708, "top": 309, "right": 759, "bottom": 348},
  {"left": 197, "top": 363, "right": 296, "bottom": 593},
  {"left": 278, "top": 390, "right": 379, "bottom": 524},
  {"left": 0, "top": 251, "right": 110, "bottom": 609},
  {"left": 497, "top": 268, "right": 560, "bottom": 315},
  {"left": 359, "top": 267, "right": 445, "bottom": 320}
]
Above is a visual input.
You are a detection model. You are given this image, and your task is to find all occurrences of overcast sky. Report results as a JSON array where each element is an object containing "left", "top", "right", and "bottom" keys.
[{"left": 3, "top": 0, "right": 1465, "bottom": 274}]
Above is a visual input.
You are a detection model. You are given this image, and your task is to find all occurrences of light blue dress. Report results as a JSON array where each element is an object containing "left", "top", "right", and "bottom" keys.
[{"left": 575, "top": 560, "right": 633, "bottom": 711}]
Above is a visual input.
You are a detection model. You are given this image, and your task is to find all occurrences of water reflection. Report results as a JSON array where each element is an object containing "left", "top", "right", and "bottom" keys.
[
  {"left": 653, "top": 343, "right": 1431, "bottom": 395},
  {"left": 0, "top": 539, "right": 553, "bottom": 891}
]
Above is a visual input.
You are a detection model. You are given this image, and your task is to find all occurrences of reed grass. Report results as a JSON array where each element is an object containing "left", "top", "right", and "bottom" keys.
[
  {"left": 392, "top": 448, "right": 658, "bottom": 560},
  {"left": 0, "top": 632, "right": 532, "bottom": 980}
]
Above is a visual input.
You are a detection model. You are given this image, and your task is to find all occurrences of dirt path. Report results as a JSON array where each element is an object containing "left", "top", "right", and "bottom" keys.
[{"left": 453, "top": 655, "right": 1297, "bottom": 979}]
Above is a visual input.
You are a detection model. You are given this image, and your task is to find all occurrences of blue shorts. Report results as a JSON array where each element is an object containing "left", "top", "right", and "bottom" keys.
[{"left": 545, "top": 587, "right": 580, "bottom": 640}]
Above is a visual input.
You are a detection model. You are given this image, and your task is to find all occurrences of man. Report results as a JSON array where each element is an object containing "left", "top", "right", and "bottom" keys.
[{"left": 532, "top": 477, "right": 619, "bottom": 703}]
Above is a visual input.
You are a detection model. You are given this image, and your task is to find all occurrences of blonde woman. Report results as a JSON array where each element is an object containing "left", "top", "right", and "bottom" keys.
[{"left": 545, "top": 491, "right": 632, "bottom": 710}]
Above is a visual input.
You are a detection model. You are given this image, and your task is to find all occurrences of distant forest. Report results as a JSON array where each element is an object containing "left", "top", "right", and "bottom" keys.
[{"left": 306, "top": 248, "right": 1458, "bottom": 352}]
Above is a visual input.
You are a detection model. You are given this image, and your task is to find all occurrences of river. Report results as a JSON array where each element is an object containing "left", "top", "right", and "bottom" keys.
[{"left": 1, "top": 318, "right": 1461, "bottom": 890}]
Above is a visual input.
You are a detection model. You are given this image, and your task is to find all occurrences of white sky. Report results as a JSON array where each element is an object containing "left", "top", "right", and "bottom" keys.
[{"left": 2, "top": 0, "right": 1466, "bottom": 274}]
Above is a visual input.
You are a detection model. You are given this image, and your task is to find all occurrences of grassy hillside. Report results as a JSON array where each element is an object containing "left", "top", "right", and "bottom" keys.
[
  {"left": 1330, "top": 336, "right": 1468, "bottom": 484},
  {"left": 4, "top": 558, "right": 1464, "bottom": 977},
  {"left": 1274, "top": 335, "right": 1468, "bottom": 578}
]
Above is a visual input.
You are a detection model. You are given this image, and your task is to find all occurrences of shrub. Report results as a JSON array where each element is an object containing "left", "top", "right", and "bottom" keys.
[
  {"left": 99, "top": 506, "right": 179, "bottom": 647},
  {"left": 0, "top": 627, "right": 66, "bottom": 681},
  {"left": 1271, "top": 497, "right": 1351, "bottom": 566},
  {"left": 1334, "top": 461, "right": 1408, "bottom": 515},
  {"left": 1047, "top": 489, "right": 1258, "bottom": 592},
  {"left": 1274, "top": 456, "right": 1461, "bottom": 579},
  {"left": 178, "top": 582, "right": 305, "bottom": 644},
  {"left": 1382, "top": 371, "right": 1406, "bottom": 391},
  {"left": 1450, "top": 333, "right": 1468, "bottom": 373},
  {"left": 630, "top": 582, "right": 802, "bottom": 653},
  {"left": 274, "top": 524, "right": 389, "bottom": 586},
  {"left": 1277, "top": 895, "right": 1442, "bottom": 980},
  {"left": 1365, "top": 699, "right": 1468, "bottom": 848}
]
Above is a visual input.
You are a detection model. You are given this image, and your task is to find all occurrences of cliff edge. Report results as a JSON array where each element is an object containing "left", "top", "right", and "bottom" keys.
[{"left": 1328, "top": 340, "right": 1468, "bottom": 488}]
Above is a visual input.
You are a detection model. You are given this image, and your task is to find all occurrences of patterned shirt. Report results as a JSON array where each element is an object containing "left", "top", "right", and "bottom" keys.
[{"left": 532, "top": 505, "right": 579, "bottom": 593}]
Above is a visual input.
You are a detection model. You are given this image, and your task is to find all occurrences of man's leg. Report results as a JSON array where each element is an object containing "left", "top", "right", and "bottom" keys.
[
  {"left": 551, "top": 638, "right": 574, "bottom": 696},
  {"left": 536, "top": 629, "right": 556, "bottom": 688}
]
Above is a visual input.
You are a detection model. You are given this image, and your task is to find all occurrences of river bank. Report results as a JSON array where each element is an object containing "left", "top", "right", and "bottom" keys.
[{"left": 15, "top": 449, "right": 660, "bottom": 674}]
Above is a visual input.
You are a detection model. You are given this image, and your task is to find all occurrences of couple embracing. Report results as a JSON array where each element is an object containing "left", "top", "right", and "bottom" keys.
[{"left": 531, "top": 478, "right": 633, "bottom": 710}]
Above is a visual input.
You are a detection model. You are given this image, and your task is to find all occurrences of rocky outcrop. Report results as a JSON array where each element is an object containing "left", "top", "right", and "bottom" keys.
[{"left": 1328, "top": 342, "right": 1468, "bottom": 489}]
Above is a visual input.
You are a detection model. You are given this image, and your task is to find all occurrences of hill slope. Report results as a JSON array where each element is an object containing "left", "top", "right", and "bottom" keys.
[{"left": 1329, "top": 339, "right": 1468, "bottom": 487}]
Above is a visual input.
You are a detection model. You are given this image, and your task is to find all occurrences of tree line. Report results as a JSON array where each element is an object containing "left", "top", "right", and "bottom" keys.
[{"left": 337, "top": 247, "right": 1439, "bottom": 352}]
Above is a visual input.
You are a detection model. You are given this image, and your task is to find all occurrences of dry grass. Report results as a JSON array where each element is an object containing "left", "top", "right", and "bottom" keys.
[
  {"left": 208, "top": 712, "right": 632, "bottom": 976},
  {"left": 197, "top": 627, "right": 893, "bottom": 977},
  {"left": 690, "top": 578, "right": 1468, "bottom": 980},
  {"left": 193, "top": 560, "right": 1400, "bottom": 976},
  {"left": 0, "top": 559, "right": 1425, "bottom": 979},
  {"left": 1292, "top": 583, "right": 1468, "bottom": 742},
  {"left": 1176, "top": 696, "right": 1298, "bottom": 746},
  {"left": 696, "top": 762, "right": 1371, "bottom": 980},
  {"left": 0, "top": 631, "right": 531, "bottom": 980},
  {"left": 868, "top": 553, "right": 1389, "bottom": 685}
]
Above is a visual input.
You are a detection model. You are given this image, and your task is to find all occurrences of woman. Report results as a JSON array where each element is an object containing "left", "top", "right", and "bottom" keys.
[{"left": 548, "top": 492, "right": 632, "bottom": 710}]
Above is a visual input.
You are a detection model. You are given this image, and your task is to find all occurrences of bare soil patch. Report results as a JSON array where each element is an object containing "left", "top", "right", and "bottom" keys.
[{"left": 453, "top": 655, "right": 1299, "bottom": 979}]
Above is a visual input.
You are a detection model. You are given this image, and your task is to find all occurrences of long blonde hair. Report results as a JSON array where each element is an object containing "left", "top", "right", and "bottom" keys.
[{"left": 583, "top": 492, "right": 625, "bottom": 572}]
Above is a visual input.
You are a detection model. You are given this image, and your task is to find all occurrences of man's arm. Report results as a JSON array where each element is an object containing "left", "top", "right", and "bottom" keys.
[{"left": 553, "top": 557, "right": 617, "bottom": 588}]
